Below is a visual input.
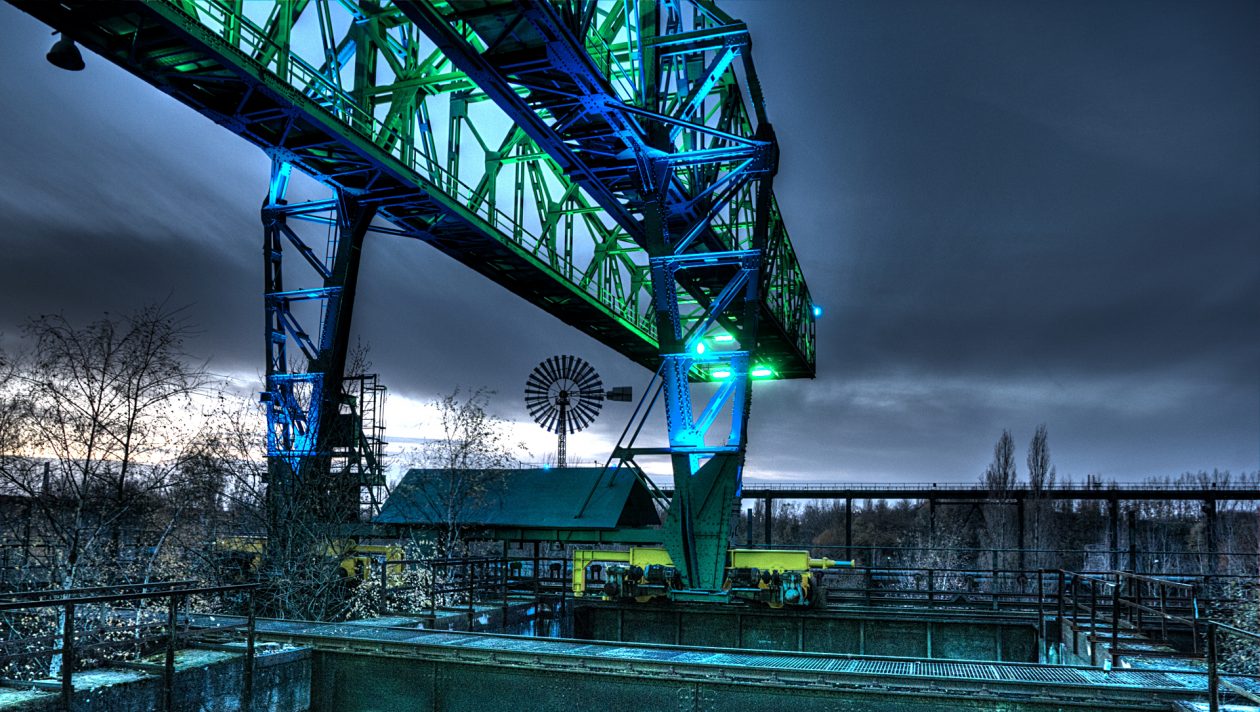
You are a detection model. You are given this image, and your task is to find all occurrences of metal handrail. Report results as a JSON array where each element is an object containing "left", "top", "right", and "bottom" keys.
[
  {"left": 0, "top": 581, "right": 257, "bottom": 709},
  {"left": 1207, "top": 621, "right": 1260, "bottom": 712}
]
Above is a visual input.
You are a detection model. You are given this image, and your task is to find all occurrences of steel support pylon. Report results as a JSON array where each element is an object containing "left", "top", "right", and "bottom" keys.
[{"left": 261, "top": 159, "right": 381, "bottom": 547}]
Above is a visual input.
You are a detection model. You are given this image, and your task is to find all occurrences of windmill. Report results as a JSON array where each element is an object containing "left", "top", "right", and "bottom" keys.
[{"left": 525, "top": 355, "right": 631, "bottom": 468}]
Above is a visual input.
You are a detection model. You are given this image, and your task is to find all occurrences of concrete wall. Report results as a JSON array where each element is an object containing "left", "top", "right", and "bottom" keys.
[
  {"left": 307, "top": 650, "right": 1149, "bottom": 712},
  {"left": 576, "top": 604, "right": 1039, "bottom": 662},
  {"left": 0, "top": 646, "right": 310, "bottom": 712}
]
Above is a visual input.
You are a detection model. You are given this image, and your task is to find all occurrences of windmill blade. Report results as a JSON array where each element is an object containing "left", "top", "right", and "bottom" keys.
[
  {"left": 525, "top": 399, "right": 552, "bottom": 416},
  {"left": 525, "top": 383, "right": 553, "bottom": 401},
  {"left": 568, "top": 406, "right": 591, "bottom": 431},
  {"left": 536, "top": 358, "right": 557, "bottom": 388},
  {"left": 575, "top": 394, "right": 601, "bottom": 418},
  {"left": 570, "top": 400, "right": 600, "bottom": 430},
  {"left": 528, "top": 362, "right": 551, "bottom": 382},
  {"left": 575, "top": 387, "right": 603, "bottom": 409},
  {"left": 577, "top": 384, "right": 605, "bottom": 401},
  {"left": 527, "top": 399, "right": 555, "bottom": 418},
  {"left": 573, "top": 364, "right": 600, "bottom": 391},
  {"left": 571, "top": 356, "right": 595, "bottom": 381},
  {"left": 576, "top": 399, "right": 603, "bottom": 421},
  {"left": 577, "top": 374, "right": 603, "bottom": 395},
  {"left": 540, "top": 407, "right": 559, "bottom": 434},
  {"left": 527, "top": 399, "right": 557, "bottom": 420},
  {"left": 559, "top": 354, "right": 575, "bottom": 383},
  {"left": 549, "top": 355, "right": 567, "bottom": 383},
  {"left": 525, "top": 377, "right": 553, "bottom": 397}
]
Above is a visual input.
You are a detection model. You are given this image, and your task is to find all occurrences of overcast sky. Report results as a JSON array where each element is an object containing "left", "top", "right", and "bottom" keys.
[{"left": 0, "top": 1, "right": 1255, "bottom": 484}]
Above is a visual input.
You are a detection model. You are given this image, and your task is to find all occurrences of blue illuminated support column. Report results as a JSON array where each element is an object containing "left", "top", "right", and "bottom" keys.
[
  {"left": 261, "top": 157, "right": 377, "bottom": 547},
  {"left": 641, "top": 139, "right": 778, "bottom": 594}
]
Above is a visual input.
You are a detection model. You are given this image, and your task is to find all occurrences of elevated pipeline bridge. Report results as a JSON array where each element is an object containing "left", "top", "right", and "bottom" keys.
[
  {"left": 718, "top": 481, "right": 1260, "bottom": 502},
  {"left": 9, "top": 0, "right": 818, "bottom": 590},
  {"left": 702, "top": 481, "right": 1259, "bottom": 568}
]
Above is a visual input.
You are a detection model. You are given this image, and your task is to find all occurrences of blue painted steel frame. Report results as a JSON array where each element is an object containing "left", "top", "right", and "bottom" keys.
[{"left": 398, "top": 0, "right": 782, "bottom": 590}]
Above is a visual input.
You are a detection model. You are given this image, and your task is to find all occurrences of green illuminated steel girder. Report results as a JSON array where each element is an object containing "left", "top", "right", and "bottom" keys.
[
  {"left": 11, "top": 0, "right": 657, "bottom": 365},
  {"left": 9, "top": 0, "right": 814, "bottom": 378}
]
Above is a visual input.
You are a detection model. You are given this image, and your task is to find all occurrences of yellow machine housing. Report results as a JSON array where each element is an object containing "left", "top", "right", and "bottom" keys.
[
  {"left": 214, "top": 537, "right": 404, "bottom": 583},
  {"left": 572, "top": 547, "right": 854, "bottom": 608}
]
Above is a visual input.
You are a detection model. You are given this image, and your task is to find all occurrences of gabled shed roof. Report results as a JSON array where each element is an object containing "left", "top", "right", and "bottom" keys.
[{"left": 376, "top": 467, "right": 661, "bottom": 530}]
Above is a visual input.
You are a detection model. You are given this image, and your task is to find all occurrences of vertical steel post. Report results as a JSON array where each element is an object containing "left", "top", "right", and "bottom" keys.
[
  {"left": 244, "top": 588, "right": 256, "bottom": 712},
  {"left": 1071, "top": 575, "right": 1080, "bottom": 656},
  {"left": 165, "top": 594, "right": 179, "bottom": 711},
  {"left": 763, "top": 497, "right": 773, "bottom": 547},
  {"left": 1207, "top": 622, "right": 1219, "bottom": 712},
  {"left": 1108, "top": 497, "right": 1120, "bottom": 571},
  {"left": 1204, "top": 498, "right": 1218, "bottom": 574},
  {"left": 1159, "top": 584, "right": 1168, "bottom": 641},
  {"left": 1136, "top": 578, "right": 1145, "bottom": 635},
  {"left": 1016, "top": 496, "right": 1026, "bottom": 573},
  {"left": 60, "top": 601, "right": 75, "bottom": 709},
  {"left": 927, "top": 498, "right": 936, "bottom": 549},
  {"left": 1037, "top": 570, "right": 1046, "bottom": 660},
  {"left": 378, "top": 558, "right": 388, "bottom": 616},
  {"left": 1110, "top": 575, "right": 1120, "bottom": 668},
  {"left": 1191, "top": 583, "right": 1201, "bottom": 654},
  {"left": 1127, "top": 508, "right": 1138, "bottom": 572},
  {"left": 532, "top": 542, "right": 540, "bottom": 597},
  {"left": 1089, "top": 581, "right": 1098, "bottom": 666},
  {"left": 845, "top": 498, "right": 853, "bottom": 555},
  {"left": 501, "top": 542, "right": 509, "bottom": 630},
  {"left": 465, "top": 558, "right": 473, "bottom": 628}
]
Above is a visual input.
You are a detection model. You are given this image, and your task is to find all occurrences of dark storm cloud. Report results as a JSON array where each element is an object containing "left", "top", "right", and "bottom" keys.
[
  {"left": 0, "top": 1, "right": 1256, "bottom": 481},
  {"left": 723, "top": 0, "right": 1259, "bottom": 480}
]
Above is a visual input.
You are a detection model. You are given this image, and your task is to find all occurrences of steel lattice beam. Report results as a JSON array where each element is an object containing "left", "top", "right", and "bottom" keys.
[{"left": 7, "top": 0, "right": 820, "bottom": 566}]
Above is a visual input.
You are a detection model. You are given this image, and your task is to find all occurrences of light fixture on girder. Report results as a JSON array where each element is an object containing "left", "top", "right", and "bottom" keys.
[{"left": 46, "top": 34, "right": 84, "bottom": 71}]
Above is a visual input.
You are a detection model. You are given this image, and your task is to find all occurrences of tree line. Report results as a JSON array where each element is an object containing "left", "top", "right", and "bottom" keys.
[{"left": 735, "top": 428, "right": 1258, "bottom": 577}]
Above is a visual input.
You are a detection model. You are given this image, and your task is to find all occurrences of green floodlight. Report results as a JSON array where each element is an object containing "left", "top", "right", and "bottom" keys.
[
  {"left": 711, "top": 369, "right": 732, "bottom": 379},
  {"left": 750, "top": 366, "right": 774, "bottom": 378},
  {"left": 713, "top": 334, "right": 735, "bottom": 343}
]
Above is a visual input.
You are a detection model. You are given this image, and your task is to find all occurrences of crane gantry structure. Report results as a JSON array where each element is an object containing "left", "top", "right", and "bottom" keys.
[{"left": 11, "top": 0, "right": 818, "bottom": 593}]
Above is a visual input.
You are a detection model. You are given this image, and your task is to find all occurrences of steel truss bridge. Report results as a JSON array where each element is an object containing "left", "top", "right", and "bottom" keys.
[{"left": 11, "top": 0, "right": 818, "bottom": 591}]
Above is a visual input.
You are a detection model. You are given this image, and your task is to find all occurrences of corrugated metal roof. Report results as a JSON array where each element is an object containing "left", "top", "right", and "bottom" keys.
[{"left": 375, "top": 467, "right": 660, "bottom": 530}]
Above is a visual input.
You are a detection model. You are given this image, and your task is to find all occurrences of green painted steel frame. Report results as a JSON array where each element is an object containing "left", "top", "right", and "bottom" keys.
[{"left": 7, "top": 0, "right": 817, "bottom": 539}]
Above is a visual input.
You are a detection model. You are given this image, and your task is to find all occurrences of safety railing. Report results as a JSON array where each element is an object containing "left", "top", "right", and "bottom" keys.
[
  {"left": 1207, "top": 621, "right": 1260, "bottom": 712},
  {"left": 824, "top": 566, "right": 1064, "bottom": 611},
  {"left": 0, "top": 580, "right": 257, "bottom": 710},
  {"left": 375, "top": 553, "right": 572, "bottom": 624}
]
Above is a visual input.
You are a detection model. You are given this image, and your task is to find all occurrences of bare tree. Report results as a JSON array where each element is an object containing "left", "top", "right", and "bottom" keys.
[
  {"left": 0, "top": 306, "right": 212, "bottom": 676},
  {"left": 1026, "top": 424, "right": 1057, "bottom": 568},
  {"left": 407, "top": 388, "right": 523, "bottom": 557},
  {"left": 2, "top": 306, "right": 209, "bottom": 591},
  {"left": 981, "top": 430, "right": 1018, "bottom": 575}
]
